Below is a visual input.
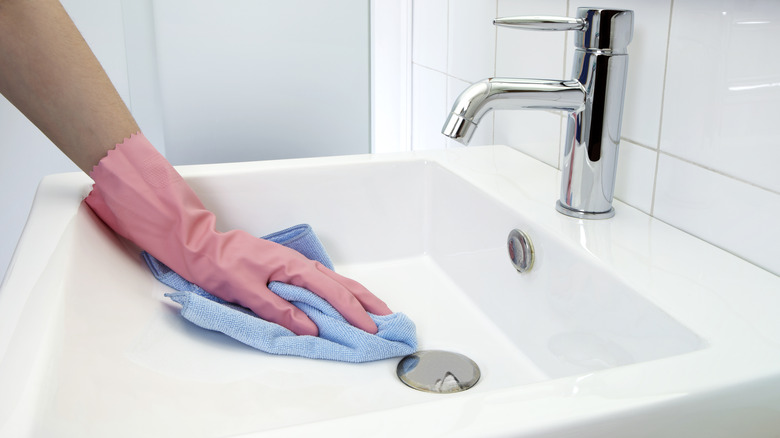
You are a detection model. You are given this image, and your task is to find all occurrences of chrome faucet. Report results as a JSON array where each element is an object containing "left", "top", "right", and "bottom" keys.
[{"left": 442, "top": 8, "right": 633, "bottom": 219}]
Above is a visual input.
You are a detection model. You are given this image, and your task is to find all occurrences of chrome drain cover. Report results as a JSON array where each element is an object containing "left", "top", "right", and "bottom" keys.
[{"left": 396, "top": 350, "right": 480, "bottom": 394}]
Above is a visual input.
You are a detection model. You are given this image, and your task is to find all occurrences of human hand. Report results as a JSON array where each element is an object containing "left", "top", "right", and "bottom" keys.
[{"left": 86, "top": 133, "right": 391, "bottom": 336}]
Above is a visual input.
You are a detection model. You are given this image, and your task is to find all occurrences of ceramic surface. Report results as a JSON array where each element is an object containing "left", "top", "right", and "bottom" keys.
[{"left": 1, "top": 146, "right": 778, "bottom": 437}]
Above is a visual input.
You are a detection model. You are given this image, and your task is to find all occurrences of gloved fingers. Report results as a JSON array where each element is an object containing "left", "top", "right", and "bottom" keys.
[
  {"left": 242, "top": 287, "right": 320, "bottom": 337},
  {"left": 315, "top": 263, "right": 393, "bottom": 316},
  {"left": 291, "top": 263, "right": 379, "bottom": 334}
]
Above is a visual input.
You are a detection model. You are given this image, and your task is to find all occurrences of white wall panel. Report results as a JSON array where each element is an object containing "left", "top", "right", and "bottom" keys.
[
  {"left": 1, "top": 0, "right": 129, "bottom": 284},
  {"left": 661, "top": 0, "right": 780, "bottom": 193},
  {"left": 152, "top": 0, "right": 371, "bottom": 165}
]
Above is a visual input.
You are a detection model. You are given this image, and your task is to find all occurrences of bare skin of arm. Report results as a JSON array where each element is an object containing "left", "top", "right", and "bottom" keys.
[
  {"left": 0, "top": 0, "right": 138, "bottom": 173},
  {"left": 0, "top": 0, "right": 392, "bottom": 337}
]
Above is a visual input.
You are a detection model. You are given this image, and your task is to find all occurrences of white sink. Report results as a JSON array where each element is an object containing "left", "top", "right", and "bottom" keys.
[{"left": 1, "top": 146, "right": 779, "bottom": 437}]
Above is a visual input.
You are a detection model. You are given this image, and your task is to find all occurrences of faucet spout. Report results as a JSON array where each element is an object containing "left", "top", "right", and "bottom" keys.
[
  {"left": 442, "top": 78, "right": 585, "bottom": 145},
  {"left": 441, "top": 8, "right": 633, "bottom": 219}
]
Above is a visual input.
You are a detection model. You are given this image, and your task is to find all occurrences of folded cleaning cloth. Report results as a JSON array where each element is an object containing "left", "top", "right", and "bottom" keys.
[{"left": 142, "top": 224, "right": 417, "bottom": 363}]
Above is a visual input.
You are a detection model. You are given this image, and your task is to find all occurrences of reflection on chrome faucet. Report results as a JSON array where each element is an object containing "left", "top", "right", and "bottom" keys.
[{"left": 442, "top": 8, "right": 634, "bottom": 219}]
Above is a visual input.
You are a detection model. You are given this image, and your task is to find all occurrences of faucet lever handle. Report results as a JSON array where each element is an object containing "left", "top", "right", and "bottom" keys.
[
  {"left": 493, "top": 16, "right": 586, "bottom": 32},
  {"left": 494, "top": 8, "right": 633, "bottom": 53}
]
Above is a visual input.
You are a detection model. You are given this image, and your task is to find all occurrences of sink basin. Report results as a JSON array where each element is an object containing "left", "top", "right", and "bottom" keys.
[{"left": 1, "top": 145, "right": 779, "bottom": 437}]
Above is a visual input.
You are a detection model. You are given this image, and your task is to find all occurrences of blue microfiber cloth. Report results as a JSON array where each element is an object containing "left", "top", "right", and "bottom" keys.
[{"left": 141, "top": 224, "right": 417, "bottom": 363}]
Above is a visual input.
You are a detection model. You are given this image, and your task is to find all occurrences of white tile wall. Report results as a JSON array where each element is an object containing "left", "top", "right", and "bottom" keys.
[
  {"left": 409, "top": 0, "right": 780, "bottom": 275},
  {"left": 411, "top": 64, "right": 448, "bottom": 150},
  {"left": 412, "top": 0, "right": 448, "bottom": 72},
  {"left": 495, "top": 0, "right": 567, "bottom": 78},
  {"left": 447, "top": 1, "right": 497, "bottom": 83},
  {"left": 614, "top": 140, "right": 657, "bottom": 214},
  {"left": 661, "top": 0, "right": 780, "bottom": 193},
  {"left": 654, "top": 154, "right": 780, "bottom": 275},
  {"left": 493, "top": 0, "right": 567, "bottom": 167},
  {"left": 494, "top": 111, "right": 561, "bottom": 167}
]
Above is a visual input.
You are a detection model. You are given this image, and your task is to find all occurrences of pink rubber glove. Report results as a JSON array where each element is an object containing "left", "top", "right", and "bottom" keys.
[{"left": 85, "top": 132, "right": 392, "bottom": 336}]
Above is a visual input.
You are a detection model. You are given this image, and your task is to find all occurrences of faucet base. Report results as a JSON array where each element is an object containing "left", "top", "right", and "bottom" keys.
[{"left": 555, "top": 201, "right": 615, "bottom": 220}]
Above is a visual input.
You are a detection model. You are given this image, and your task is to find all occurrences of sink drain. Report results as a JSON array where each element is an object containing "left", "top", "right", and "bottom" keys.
[{"left": 396, "top": 350, "right": 480, "bottom": 394}]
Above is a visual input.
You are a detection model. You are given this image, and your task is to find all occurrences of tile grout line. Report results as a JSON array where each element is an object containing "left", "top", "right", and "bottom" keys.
[
  {"left": 658, "top": 149, "right": 780, "bottom": 196},
  {"left": 411, "top": 62, "right": 447, "bottom": 77},
  {"left": 622, "top": 139, "right": 779, "bottom": 196},
  {"left": 621, "top": 137, "right": 656, "bottom": 151},
  {"left": 492, "top": 0, "right": 498, "bottom": 145},
  {"left": 650, "top": 0, "right": 675, "bottom": 216}
]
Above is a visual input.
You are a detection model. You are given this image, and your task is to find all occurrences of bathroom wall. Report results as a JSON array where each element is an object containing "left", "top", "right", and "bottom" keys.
[
  {"left": 410, "top": 0, "right": 780, "bottom": 276},
  {"left": 3, "top": 0, "right": 778, "bottom": 283},
  {"left": 0, "top": 0, "right": 371, "bottom": 284},
  {"left": 148, "top": 0, "right": 370, "bottom": 165},
  {"left": 0, "top": 0, "right": 127, "bottom": 285}
]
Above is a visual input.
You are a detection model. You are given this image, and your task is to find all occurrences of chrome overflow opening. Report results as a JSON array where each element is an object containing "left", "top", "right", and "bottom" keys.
[{"left": 508, "top": 229, "right": 535, "bottom": 273}]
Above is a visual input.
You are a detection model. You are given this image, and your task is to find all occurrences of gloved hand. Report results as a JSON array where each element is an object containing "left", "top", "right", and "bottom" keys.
[{"left": 85, "top": 132, "right": 392, "bottom": 336}]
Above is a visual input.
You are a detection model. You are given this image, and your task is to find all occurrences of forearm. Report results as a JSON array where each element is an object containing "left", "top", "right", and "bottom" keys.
[{"left": 0, "top": 0, "right": 138, "bottom": 173}]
